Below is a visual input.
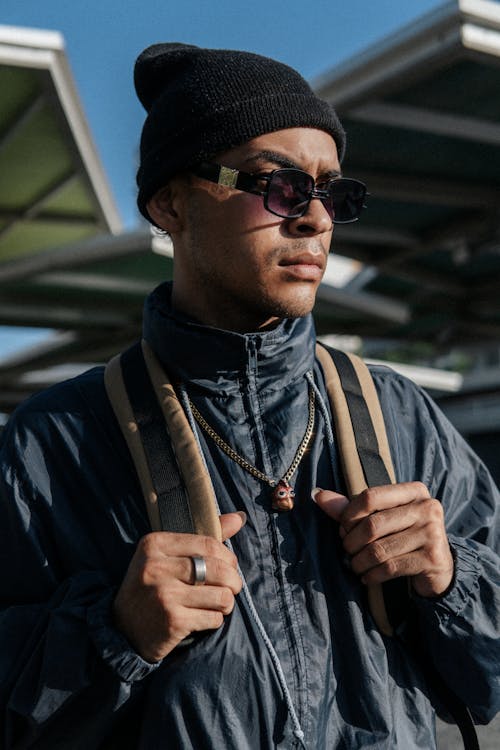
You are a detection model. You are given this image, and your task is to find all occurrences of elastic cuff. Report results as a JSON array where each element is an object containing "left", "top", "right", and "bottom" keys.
[
  {"left": 87, "top": 589, "right": 161, "bottom": 683},
  {"left": 415, "top": 536, "right": 481, "bottom": 618}
]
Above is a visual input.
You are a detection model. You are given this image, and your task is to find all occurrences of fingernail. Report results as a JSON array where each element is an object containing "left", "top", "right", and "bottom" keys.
[
  {"left": 236, "top": 511, "right": 247, "bottom": 526},
  {"left": 311, "top": 487, "right": 323, "bottom": 502}
]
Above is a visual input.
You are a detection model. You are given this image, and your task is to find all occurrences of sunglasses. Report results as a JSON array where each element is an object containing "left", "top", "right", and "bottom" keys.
[{"left": 190, "top": 162, "right": 367, "bottom": 223}]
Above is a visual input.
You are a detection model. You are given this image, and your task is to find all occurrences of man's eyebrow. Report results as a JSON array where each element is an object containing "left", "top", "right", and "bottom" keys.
[
  {"left": 242, "top": 150, "right": 341, "bottom": 178},
  {"left": 243, "top": 150, "right": 299, "bottom": 170}
]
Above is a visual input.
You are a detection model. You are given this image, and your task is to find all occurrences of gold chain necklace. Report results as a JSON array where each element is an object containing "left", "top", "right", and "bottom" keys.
[{"left": 188, "top": 383, "right": 316, "bottom": 511}]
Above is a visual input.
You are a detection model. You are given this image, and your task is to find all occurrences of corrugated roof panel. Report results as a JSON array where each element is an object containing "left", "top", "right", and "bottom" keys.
[
  {"left": 0, "top": 65, "right": 40, "bottom": 124},
  {"left": 0, "top": 220, "right": 99, "bottom": 261},
  {"left": 389, "top": 59, "right": 500, "bottom": 119}
]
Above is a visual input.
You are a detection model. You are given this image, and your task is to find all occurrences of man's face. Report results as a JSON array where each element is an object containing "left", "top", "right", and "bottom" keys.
[{"left": 153, "top": 127, "right": 340, "bottom": 332}]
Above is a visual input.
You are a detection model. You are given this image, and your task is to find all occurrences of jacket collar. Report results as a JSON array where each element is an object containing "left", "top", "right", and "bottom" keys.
[{"left": 143, "top": 282, "right": 316, "bottom": 392}]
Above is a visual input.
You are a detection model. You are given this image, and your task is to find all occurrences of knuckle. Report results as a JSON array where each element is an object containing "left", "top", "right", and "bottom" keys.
[
  {"left": 213, "top": 556, "right": 225, "bottom": 581},
  {"left": 165, "top": 608, "right": 185, "bottom": 638},
  {"left": 414, "top": 481, "right": 431, "bottom": 498},
  {"left": 139, "top": 532, "right": 162, "bottom": 555},
  {"left": 215, "top": 612, "right": 225, "bottom": 628},
  {"left": 218, "top": 587, "right": 234, "bottom": 612},
  {"left": 382, "top": 557, "right": 399, "bottom": 579},
  {"left": 368, "top": 539, "right": 387, "bottom": 565},
  {"left": 363, "top": 487, "right": 382, "bottom": 513},
  {"left": 365, "top": 513, "right": 382, "bottom": 539},
  {"left": 427, "top": 498, "right": 444, "bottom": 522},
  {"left": 426, "top": 526, "right": 445, "bottom": 555},
  {"left": 233, "top": 573, "right": 243, "bottom": 594},
  {"left": 156, "top": 585, "right": 177, "bottom": 613},
  {"left": 202, "top": 536, "right": 220, "bottom": 559},
  {"left": 139, "top": 559, "right": 163, "bottom": 587},
  {"left": 184, "top": 556, "right": 194, "bottom": 582},
  {"left": 208, "top": 611, "right": 224, "bottom": 629}
]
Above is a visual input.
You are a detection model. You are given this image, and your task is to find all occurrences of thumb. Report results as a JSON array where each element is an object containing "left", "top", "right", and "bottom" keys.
[
  {"left": 312, "top": 488, "right": 349, "bottom": 521},
  {"left": 220, "top": 511, "right": 247, "bottom": 541}
]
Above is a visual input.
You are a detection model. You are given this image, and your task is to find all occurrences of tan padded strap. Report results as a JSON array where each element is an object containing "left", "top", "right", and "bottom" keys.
[
  {"left": 141, "top": 340, "right": 222, "bottom": 542},
  {"left": 315, "top": 345, "right": 365, "bottom": 497},
  {"left": 104, "top": 353, "right": 162, "bottom": 532},
  {"left": 315, "top": 344, "right": 395, "bottom": 637}
]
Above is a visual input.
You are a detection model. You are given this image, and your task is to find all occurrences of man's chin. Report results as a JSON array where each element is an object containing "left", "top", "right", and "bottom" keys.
[{"left": 266, "top": 293, "right": 317, "bottom": 321}]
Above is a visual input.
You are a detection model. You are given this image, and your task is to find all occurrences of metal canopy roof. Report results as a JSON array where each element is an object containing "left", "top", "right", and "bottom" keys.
[
  {"left": 1, "top": 2, "right": 500, "bottom": 412},
  {"left": 0, "top": 26, "right": 121, "bottom": 267},
  {"left": 0, "top": 25, "right": 126, "bottom": 411},
  {"left": 315, "top": 0, "right": 500, "bottom": 348}
]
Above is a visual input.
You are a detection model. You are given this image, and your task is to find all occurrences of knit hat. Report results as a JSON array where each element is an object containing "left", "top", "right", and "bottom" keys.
[{"left": 135, "top": 43, "right": 346, "bottom": 222}]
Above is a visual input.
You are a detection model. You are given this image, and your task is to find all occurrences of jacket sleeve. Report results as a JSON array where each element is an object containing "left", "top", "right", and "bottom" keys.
[
  {"left": 374, "top": 368, "right": 500, "bottom": 723},
  {"left": 0, "top": 388, "right": 159, "bottom": 749}
]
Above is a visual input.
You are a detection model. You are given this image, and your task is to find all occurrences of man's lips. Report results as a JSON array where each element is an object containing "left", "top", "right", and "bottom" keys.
[{"left": 279, "top": 253, "right": 326, "bottom": 279}]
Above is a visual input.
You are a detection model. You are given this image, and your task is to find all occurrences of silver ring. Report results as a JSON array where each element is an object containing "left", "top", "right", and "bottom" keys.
[{"left": 191, "top": 556, "right": 207, "bottom": 586}]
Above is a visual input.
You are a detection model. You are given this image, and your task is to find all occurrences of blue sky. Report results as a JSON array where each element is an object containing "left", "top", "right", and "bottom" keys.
[{"left": 2, "top": 0, "right": 447, "bottom": 229}]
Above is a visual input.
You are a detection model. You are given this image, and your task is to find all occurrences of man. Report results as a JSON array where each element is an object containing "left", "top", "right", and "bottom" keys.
[{"left": 0, "top": 43, "right": 498, "bottom": 750}]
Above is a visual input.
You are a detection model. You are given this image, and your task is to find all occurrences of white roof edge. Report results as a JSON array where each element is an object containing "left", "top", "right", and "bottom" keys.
[
  {"left": 459, "top": 0, "right": 500, "bottom": 29},
  {"left": 0, "top": 25, "right": 122, "bottom": 234},
  {"left": 0, "top": 25, "right": 65, "bottom": 51},
  {"left": 49, "top": 48, "right": 123, "bottom": 233},
  {"left": 312, "top": 2, "right": 460, "bottom": 92},
  {"left": 313, "top": 0, "right": 500, "bottom": 104},
  {"left": 365, "top": 359, "right": 463, "bottom": 393}
]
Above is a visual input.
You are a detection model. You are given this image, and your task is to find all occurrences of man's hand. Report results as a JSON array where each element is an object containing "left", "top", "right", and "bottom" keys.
[
  {"left": 313, "top": 482, "right": 454, "bottom": 598},
  {"left": 113, "top": 512, "right": 245, "bottom": 663}
]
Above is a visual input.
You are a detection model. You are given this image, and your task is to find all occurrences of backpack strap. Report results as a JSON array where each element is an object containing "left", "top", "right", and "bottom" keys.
[
  {"left": 315, "top": 343, "right": 400, "bottom": 637},
  {"left": 316, "top": 344, "right": 480, "bottom": 750},
  {"left": 104, "top": 340, "right": 221, "bottom": 540},
  {"left": 105, "top": 339, "right": 479, "bottom": 750}
]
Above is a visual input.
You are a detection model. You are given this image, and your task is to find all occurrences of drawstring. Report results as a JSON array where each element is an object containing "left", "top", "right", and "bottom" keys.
[{"left": 179, "top": 383, "right": 307, "bottom": 749}]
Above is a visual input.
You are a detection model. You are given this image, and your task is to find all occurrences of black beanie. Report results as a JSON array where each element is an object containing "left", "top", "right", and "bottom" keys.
[{"left": 135, "top": 43, "right": 346, "bottom": 222}]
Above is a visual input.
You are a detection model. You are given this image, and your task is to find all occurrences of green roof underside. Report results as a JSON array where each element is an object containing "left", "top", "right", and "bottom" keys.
[
  {"left": 0, "top": 50, "right": 119, "bottom": 263},
  {"left": 1, "top": 4, "right": 500, "bottom": 411}
]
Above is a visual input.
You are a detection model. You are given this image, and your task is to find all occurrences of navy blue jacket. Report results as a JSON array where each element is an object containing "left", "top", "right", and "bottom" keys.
[{"left": 1, "top": 283, "right": 499, "bottom": 749}]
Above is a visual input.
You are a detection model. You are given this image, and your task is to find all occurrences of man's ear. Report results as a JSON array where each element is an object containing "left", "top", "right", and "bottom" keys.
[{"left": 146, "top": 184, "right": 184, "bottom": 233}]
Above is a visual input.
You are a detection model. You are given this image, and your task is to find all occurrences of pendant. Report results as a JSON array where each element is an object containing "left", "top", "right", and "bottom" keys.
[{"left": 271, "top": 479, "right": 295, "bottom": 511}]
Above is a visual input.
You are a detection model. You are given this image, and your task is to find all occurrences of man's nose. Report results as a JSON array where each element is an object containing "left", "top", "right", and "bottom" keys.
[{"left": 286, "top": 197, "right": 333, "bottom": 236}]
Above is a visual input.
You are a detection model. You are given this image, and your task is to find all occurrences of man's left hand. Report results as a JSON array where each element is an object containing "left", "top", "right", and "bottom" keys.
[{"left": 313, "top": 482, "right": 454, "bottom": 598}]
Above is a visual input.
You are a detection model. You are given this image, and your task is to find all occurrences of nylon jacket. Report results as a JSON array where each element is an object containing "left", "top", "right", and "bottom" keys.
[{"left": 1, "top": 282, "right": 499, "bottom": 749}]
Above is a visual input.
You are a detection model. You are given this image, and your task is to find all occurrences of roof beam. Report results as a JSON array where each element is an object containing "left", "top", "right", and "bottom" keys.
[
  {"left": 349, "top": 100, "right": 500, "bottom": 146},
  {"left": 353, "top": 169, "right": 500, "bottom": 209},
  {"left": 313, "top": 5, "right": 463, "bottom": 108},
  {"left": 332, "top": 241, "right": 465, "bottom": 295},
  {"left": 333, "top": 223, "right": 418, "bottom": 249},
  {"left": 0, "top": 169, "right": 77, "bottom": 242},
  {"left": 0, "top": 229, "right": 153, "bottom": 283},
  {"left": 0, "top": 209, "right": 99, "bottom": 226},
  {"left": 0, "top": 329, "right": 138, "bottom": 386},
  {"left": 316, "top": 284, "right": 410, "bottom": 324},
  {"left": 33, "top": 271, "right": 156, "bottom": 295},
  {"left": 0, "top": 302, "right": 134, "bottom": 328},
  {"left": 0, "top": 92, "right": 44, "bottom": 151}
]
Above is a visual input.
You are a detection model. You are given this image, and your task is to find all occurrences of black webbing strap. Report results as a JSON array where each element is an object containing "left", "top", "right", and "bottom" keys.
[
  {"left": 326, "top": 349, "right": 391, "bottom": 487},
  {"left": 120, "top": 343, "right": 195, "bottom": 534},
  {"left": 325, "top": 347, "right": 479, "bottom": 750},
  {"left": 326, "top": 347, "right": 409, "bottom": 628}
]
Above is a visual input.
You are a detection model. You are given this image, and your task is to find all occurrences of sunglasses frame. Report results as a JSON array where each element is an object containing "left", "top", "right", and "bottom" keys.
[{"left": 191, "top": 162, "right": 366, "bottom": 224}]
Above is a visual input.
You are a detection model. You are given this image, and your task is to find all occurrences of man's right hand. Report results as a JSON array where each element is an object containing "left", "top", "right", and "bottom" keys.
[{"left": 113, "top": 512, "right": 245, "bottom": 663}]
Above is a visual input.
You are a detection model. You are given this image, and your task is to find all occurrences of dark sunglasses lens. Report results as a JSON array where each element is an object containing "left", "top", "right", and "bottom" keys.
[
  {"left": 329, "top": 179, "right": 366, "bottom": 223},
  {"left": 267, "top": 170, "right": 314, "bottom": 218}
]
